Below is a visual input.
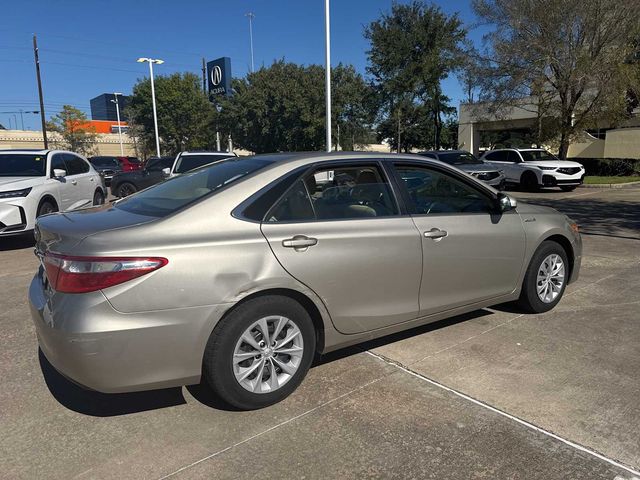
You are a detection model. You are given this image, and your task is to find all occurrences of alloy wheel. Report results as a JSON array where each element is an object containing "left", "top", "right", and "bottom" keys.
[
  {"left": 536, "top": 254, "right": 565, "bottom": 303},
  {"left": 232, "top": 315, "right": 304, "bottom": 394}
]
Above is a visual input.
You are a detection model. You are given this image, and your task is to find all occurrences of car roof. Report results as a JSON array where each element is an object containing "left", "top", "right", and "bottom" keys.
[
  {"left": 418, "top": 150, "right": 470, "bottom": 155},
  {"left": 181, "top": 151, "right": 237, "bottom": 156},
  {"left": 0, "top": 148, "right": 50, "bottom": 154}
]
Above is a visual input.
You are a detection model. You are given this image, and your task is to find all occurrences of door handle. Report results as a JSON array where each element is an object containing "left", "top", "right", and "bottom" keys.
[
  {"left": 282, "top": 235, "right": 318, "bottom": 249},
  {"left": 71, "top": 180, "right": 77, "bottom": 185},
  {"left": 424, "top": 228, "right": 447, "bottom": 240}
]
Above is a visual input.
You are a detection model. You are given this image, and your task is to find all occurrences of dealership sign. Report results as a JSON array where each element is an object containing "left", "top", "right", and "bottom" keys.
[{"left": 207, "top": 57, "right": 232, "bottom": 97}]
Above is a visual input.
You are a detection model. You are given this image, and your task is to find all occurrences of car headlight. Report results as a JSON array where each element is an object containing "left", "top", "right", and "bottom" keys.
[
  {"left": 538, "top": 166, "right": 556, "bottom": 171},
  {"left": 0, "top": 187, "right": 32, "bottom": 198}
]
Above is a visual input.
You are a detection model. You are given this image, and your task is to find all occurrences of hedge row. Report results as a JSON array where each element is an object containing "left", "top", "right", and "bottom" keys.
[{"left": 571, "top": 158, "right": 640, "bottom": 176}]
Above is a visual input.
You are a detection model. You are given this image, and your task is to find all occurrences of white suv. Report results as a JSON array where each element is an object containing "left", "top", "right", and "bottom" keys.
[
  {"left": 480, "top": 148, "right": 585, "bottom": 191},
  {"left": 0, "top": 149, "right": 105, "bottom": 236}
]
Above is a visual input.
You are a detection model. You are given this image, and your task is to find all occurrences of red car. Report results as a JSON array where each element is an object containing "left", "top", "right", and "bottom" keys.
[{"left": 116, "top": 156, "right": 142, "bottom": 172}]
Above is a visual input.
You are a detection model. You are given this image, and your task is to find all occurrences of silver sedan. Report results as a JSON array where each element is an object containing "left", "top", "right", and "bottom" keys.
[{"left": 29, "top": 152, "right": 581, "bottom": 410}]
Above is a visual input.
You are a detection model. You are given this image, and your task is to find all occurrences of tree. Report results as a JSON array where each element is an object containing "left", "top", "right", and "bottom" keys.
[
  {"left": 472, "top": 0, "right": 640, "bottom": 158},
  {"left": 216, "top": 61, "right": 374, "bottom": 153},
  {"left": 127, "top": 72, "right": 214, "bottom": 156},
  {"left": 46, "top": 105, "right": 98, "bottom": 156},
  {"left": 365, "top": 1, "right": 467, "bottom": 151}
]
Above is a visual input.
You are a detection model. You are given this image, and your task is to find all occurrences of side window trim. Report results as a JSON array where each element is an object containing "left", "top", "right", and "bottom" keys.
[{"left": 390, "top": 161, "right": 497, "bottom": 216}]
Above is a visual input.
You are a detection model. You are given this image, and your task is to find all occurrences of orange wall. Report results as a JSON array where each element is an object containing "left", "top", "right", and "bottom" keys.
[{"left": 72, "top": 120, "right": 128, "bottom": 134}]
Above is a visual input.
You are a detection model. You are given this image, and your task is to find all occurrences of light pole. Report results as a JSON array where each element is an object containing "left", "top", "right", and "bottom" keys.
[
  {"left": 110, "top": 92, "right": 124, "bottom": 156},
  {"left": 324, "top": 0, "right": 331, "bottom": 152},
  {"left": 136, "top": 57, "right": 164, "bottom": 157},
  {"left": 245, "top": 12, "right": 255, "bottom": 73}
]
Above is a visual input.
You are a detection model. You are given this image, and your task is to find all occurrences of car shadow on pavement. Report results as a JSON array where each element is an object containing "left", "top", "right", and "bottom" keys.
[
  {"left": 39, "top": 349, "right": 187, "bottom": 417},
  {"left": 0, "top": 232, "right": 35, "bottom": 251},
  {"left": 314, "top": 309, "right": 494, "bottom": 367}
]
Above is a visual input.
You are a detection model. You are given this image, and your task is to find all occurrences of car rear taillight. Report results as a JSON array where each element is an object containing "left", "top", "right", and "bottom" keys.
[{"left": 43, "top": 253, "right": 168, "bottom": 294}]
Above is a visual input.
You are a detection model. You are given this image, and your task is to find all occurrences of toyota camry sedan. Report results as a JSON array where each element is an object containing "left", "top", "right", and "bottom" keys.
[{"left": 29, "top": 152, "right": 581, "bottom": 410}]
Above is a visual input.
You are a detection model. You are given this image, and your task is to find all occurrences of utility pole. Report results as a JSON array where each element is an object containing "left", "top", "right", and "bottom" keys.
[
  {"left": 245, "top": 12, "right": 255, "bottom": 73},
  {"left": 33, "top": 35, "right": 48, "bottom": 148},
  {"left": 324, "top": 0, "right": 331, "bottom": 152},
  {"left": 201, "top": 57, "right": 207, "bottom": 93}
]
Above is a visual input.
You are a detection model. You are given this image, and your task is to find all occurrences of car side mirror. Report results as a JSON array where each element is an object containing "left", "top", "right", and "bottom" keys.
[
  {"left": 497, "top": 192, "right": 517, "bottom": 212},
  {"left": 53, "top": 168, "right": 66, "bottom": 178},
  {"left": 162, "top": 167, "right": 170, "bottom": 176}
]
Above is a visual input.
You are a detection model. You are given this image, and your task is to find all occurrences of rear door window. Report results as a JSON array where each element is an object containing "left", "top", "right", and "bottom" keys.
[{"left": 267, "top": 163, "right": 399, "bottom": 222}]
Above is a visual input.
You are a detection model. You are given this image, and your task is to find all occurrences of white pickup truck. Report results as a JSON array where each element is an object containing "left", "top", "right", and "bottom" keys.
[{"left": 480, "top": 148, "right": 585, "bottom": 192}]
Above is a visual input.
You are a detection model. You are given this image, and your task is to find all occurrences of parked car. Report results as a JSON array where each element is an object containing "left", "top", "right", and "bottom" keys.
[
  {"left": 30, "top": 152, "right": 581, "bottom": 410},
  {"left": 88, "top": 156, "right": 122, "bottom": 186},
  {"left": 167, "top": 151, "right": 237, "bottom": 178},
  {"left": 110, "top": 156, "right": 174, "bottom": 197},
  {"left": 0, "top": 149, "right": 105, "bottom": 236},
  {"left": 418, "top": 150, "right": 505, "bottom": 189},
  {"left": 117, "top": 156, "right": 142, "bottom": 172},
  {"left": 480, "top": 148, "right": 585, "bottom": 191}
]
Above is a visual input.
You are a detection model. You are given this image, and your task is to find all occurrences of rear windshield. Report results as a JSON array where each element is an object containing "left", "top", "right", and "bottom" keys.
[
  {"left": 90, "top": 157, "right": 120, "bottom": 167},
  {"left": 174, "top": 154, "right": 234, "bottom": 174},
  {"left": 520, "top": 150, "right": 558, "bottom": 162},
  {"left": 0, "top": 154, "right": 46, "bottom": 177},
  {"left": 114, "top": 157, "right": 273, "bottom": 217},
  {"left": 437, "top": 152, "right": 483, "bottom": 165}
]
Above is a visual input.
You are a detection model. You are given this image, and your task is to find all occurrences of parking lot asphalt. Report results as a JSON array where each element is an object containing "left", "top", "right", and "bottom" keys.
[{"left": 1, "top": 186, "right": 639, "bottom": 479}]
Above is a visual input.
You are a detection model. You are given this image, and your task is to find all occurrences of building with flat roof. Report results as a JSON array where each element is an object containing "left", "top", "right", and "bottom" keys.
[
  {"left": 458, "top": 98, "right": 640, "bottom": 159},
  {"left": 90, "top": 93, "right": 130, "bottom": 122}
]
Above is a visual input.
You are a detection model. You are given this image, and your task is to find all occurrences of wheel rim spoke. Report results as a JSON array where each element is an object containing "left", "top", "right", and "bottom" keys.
[
  {"left": 233, "top": 315, "right": 304, "bottom": 394},
  {"left": 536, "top": 254, "right": 565, "bottom": 304}
]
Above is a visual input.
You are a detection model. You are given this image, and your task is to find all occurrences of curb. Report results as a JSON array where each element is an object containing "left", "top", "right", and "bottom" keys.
[{"left": 579, "top": 180, "right": 640, "bottom": 189}]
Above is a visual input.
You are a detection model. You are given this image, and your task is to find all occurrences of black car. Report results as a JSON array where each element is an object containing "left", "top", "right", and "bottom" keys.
[
  {"left": 110, "top": 156, "right": 174, "bottom": 197},
  {"left": 88, "top": 156, "right": 123, "bottom": 186}
]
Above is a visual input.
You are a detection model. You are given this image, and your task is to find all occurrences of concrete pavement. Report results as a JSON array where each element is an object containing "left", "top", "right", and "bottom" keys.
[{"left": 0, "top": 186, "right": 638, "bottom": 479}]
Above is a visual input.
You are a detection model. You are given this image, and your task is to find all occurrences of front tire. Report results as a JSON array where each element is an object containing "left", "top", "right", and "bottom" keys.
[
  {"left": 36, "top": 199, "right": 57, "bottom": 217},
  {"left": 116, "top": 182, "right": 137, "bottom": 197},
  {"left": 202, "top": 296, "right": 316, "bottom": 410},
  {"left": 521, "top": 171, "right": 540, "bottom": 192},
  {"left": 517, "top": 241, "right": 569, "bottom": 313}
]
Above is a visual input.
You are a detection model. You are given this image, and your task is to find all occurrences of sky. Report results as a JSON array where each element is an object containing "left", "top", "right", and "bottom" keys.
[{"left": 0, "top": 0, "right": 487, "bottom": 131}]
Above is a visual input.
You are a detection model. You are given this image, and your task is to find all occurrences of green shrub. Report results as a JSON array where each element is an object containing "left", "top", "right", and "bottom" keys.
[{"left": 571, "top": 158, "right": 640, "bottom": 176}]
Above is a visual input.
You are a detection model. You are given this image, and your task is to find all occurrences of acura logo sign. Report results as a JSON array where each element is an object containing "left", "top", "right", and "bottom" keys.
[{"left": 211, "top": 66, "right": 222, "bottom": 86}]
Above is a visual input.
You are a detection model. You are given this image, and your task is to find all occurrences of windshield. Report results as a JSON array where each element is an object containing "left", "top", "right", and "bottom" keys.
[
  {"left": 174, "top": 154, "right": 234, "bottom": 174},
  {"left": 437, "top": 152, "right": 483, "bottom": 165},
  {"left": 520, "top": 150, "right": 558, "bottom": 162},
  {"left": 115, "top": 157, "right": 273, "bottom": 217},
  {"left": 0, "top": 154, "right": 46, "bottom": 177}
]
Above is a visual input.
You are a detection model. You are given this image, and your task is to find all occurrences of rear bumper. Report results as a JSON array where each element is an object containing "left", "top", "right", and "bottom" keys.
[{"left": 29, "top": 267, "right": 231, "bottom": 393}]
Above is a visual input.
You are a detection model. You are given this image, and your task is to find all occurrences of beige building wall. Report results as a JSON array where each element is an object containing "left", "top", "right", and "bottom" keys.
[
  {"left": 603, "top": 128, "right": 640, "bottom": 159},
  {"left": 0, "top": 129, "right": 136, "bottom": 156}
]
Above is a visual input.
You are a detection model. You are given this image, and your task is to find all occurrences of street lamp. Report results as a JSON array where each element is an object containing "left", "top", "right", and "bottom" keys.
[
  {"left": 110, "top": 92, "right": 124, "bottom": 156},
  {"left": 136, "top": 57, "right": 164, "bottom": 157}
]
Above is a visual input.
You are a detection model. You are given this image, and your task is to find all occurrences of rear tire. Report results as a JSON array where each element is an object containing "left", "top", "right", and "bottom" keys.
[
  {"left": 93, "top": 189, "right": 105, "bottom": 205},
  {"left": 36, "top": 199, "right": 57, "bottom": 217},
  {"left": 116, "top": 182, "right": 137, "bottom": 197},
  {"left": 517, "top": 241, "right": 569, "bottom": 313},
  {"left": 521, "top": 171, "right": 540, "bottom": 192},
  {"left": 560, "top": 185, "right": 577, "bottom": 192},
  {"left": 202, "top": 296, "right": 316, "bottom": 410}
]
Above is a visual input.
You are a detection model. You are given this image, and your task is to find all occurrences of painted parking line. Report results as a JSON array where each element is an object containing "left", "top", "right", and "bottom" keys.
[{"left": 365, "top": 350, "right": 640, "bottom": 478}]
